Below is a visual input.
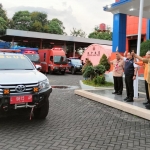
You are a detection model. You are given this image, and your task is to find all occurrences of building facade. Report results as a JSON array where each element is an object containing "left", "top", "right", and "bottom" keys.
[{"left": 115, "top": 0, "right": 147, "bottom": 52}]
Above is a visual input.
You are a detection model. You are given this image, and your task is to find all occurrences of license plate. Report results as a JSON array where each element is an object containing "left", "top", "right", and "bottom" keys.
[{"left": 10, "top": 95, "right": 32, "bottom": 104}]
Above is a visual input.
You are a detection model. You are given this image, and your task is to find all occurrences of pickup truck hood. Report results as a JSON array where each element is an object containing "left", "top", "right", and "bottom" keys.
[{"left": 0, "top": 70, "right": 47, "bottom": 84}]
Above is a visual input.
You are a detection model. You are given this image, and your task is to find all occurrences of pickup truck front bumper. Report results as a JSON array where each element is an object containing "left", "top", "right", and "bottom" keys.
[{"left": 0, "top": 87, "right": 52, "bottom": 111}]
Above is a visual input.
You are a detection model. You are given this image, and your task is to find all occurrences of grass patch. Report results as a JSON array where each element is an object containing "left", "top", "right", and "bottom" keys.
[{"left": 82, "top": 80, "right": 113, "bottom": 87}]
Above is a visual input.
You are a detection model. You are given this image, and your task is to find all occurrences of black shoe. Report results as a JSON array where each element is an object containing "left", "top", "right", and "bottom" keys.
[
  {"left": 124, "top": 97, "right": 129, "bottom": 101},
  {"left": 143, "top": 101, "right": 149, "bottom": 105},
  {"left": 117, "top": 92, "right": 122, "bottom": 95},
  {"left": 112, "top": 91, "right": 118, "bottom": 94},
  {"left": 145, "top": 104, "right": 150, "bottom": 109},
  {"left": 126, "top": 99, "right": 133, "bottom": 102}
]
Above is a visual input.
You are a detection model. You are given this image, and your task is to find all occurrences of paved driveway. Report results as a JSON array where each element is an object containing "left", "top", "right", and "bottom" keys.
[{"left": 0, "top": 74, "right": 150, "bottom": 150}]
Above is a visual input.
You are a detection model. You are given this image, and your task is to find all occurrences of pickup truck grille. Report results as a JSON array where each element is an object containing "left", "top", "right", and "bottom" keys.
[{"left": 0, "top": 83, "right": 38, "bottom": 95}]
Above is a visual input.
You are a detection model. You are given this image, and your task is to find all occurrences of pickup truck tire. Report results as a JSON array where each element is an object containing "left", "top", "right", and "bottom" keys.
[
  {"left": 33, "top": 99, "right": 49, "bottom": 119},
  {"left": 71, "top": 68, "right": 76, "bottom": 75}
]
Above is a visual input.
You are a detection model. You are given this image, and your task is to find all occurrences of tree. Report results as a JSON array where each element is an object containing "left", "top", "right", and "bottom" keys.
[
  {"left": 31, "top": 21, "right": 43, "bottom": 32},
  {"left": 70, "top": 28, "right": 86, "bottom": 37},
  {"left": 48, "top": 18, "right": 65, "bottom": 35},
  {"left": 0, "top": 17, "right": 7, "bottom": 35},
  {"left": 99, "top": 54, "right": 110, "bottom": 71},
  {"left": 140, "top": 40, "right": 150, "bottom": 56},
  {"left": 0, "top": 4, "right": 8, "bottom": 21},
  {"left": 30, "top": 12, "right": 48, "bottom": 26},
  {"left": 88, "top": 31, "right": 112, "bottom": 40},
  {"left": 12, "top": 11, "right": 31, "bottom": 31}
]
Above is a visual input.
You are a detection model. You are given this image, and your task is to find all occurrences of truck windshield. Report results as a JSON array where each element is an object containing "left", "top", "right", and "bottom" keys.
[
  {"left": 0, "top": 54, "right": 34, "bottom": 70},
  {"left": 25, "top": 54, "right": 40, "bottom": 63},
  {"left": 71, "top": 59, "right": 82, "bottom": 64},
  {"left": 54, "top": 56, "right": 67, "bottom": 64}
]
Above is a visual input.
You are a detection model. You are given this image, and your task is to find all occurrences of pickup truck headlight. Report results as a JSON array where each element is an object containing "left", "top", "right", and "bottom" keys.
[{"left": 39, "top": 79, "right": 50, "bottom": 91}]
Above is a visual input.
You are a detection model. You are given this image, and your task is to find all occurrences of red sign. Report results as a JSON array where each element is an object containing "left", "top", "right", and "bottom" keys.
[{"left": 10, "top": 95, "right": 32, "bottom": 104}]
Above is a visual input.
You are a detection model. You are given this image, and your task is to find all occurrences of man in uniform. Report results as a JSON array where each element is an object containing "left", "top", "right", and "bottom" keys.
[
  {"left": 132, "top": 51, "right": 150, "bottom": 109},
  {"left": 109, "top": 50, "right": 124, "bottom": 95},
  {"left": 116, "top": 49, "right": 138, "bottom": 102}
]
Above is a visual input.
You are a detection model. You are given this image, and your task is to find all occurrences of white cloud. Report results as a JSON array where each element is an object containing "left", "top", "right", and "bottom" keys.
[{"left": 1, "top": 0, "right": 114, "bottom": 36}]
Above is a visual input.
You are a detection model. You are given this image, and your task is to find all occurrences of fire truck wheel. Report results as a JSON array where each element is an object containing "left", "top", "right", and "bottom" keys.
[
  {"left": 48, "top": 67, "right": 52, "bottom": 74},
  {"left": 33, "top": 99, "right": 49, "bottom": 119},
  {"left": 71, "top": 68, "right": 76, "bottom": 75},
  {"left": 61, "top": 70, "right": 66, "bottom": 75}
]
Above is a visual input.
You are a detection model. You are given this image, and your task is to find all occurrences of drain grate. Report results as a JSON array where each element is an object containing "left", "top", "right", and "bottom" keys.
[{"left": 51, "top": 85, "right": 79, "bottom": 90}]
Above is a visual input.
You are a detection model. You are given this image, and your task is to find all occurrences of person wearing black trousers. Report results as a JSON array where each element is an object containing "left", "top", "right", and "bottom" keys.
[
  {"left": 108, "top": 49, "right": 124, "bottom": 95},
  {"left": 133, "top": 51, "right": 150, "bottom": 109},
  {"left": 123, "top": 51, "right": 138, "bottom": 102}
]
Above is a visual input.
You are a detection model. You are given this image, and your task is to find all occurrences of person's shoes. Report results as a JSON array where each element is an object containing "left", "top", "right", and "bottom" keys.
[
  {"left": 126, "top": 99, "right": 133, "bottom": 102},
  {"left": 112, "top": 91, "right": 118, "bottom": 94},
  {"left": 143, "top": 101, "right": 149, "bottom": 105},
  {"left": 117, "top": 92, "right": 122, "bottom": 95},
  {"left": 124, "top": 97, "right": 129, "bottom": 101},
  {"left": 145, "top": 103, "right": 150, "bottom": 109}
]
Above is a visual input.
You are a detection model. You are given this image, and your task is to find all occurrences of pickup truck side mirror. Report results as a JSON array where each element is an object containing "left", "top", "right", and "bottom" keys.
[{"left": 35, "top": 65, "right": 42, "bottom": 71}]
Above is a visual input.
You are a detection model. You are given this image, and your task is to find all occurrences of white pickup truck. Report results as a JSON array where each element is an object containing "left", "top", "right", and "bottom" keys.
[{"left": 0, "top": 51, "right": 52, "bottom": 119}]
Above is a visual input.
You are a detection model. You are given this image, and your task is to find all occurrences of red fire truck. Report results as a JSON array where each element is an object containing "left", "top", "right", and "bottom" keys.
[{"left": 39, "top": 47, "right": 68, "bottom": 75}]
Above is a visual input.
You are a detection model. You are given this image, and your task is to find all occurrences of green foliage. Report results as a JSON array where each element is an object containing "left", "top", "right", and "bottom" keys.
[
  {"left": 0, "top": 4, "right": 8, "bottom": 21},
  {"left": 0, "top": 17, "right": 7, "bottom": 35},
  {"left": 88, "top": 31, "right": 112, "bottom": 41},
  {"left": 12, "top": 11, "right": 31, "bottom": 30},
  {"left": 83, "top": 66, "right": 95, "bottom": 79},
  {"left": 140, "top": 40, "right": 150, "bottom": 56},
  {"left": 83, "top": 64, "right": 106, "bottom": 80},
  {"left": 48, "top": 18, "right": 65, "bottom": 35},
  {"left": 99, "top": 54, "right": 110, "bottom": 71},
  {"left": 70, "top": 28, "right": 86, "bottom": 37},
  {"left": 0, "top": 4, "right": 8, "bottom": 35},
  {"left": 93, "top": 75, "right": 105, "bottom": 85},
  {"left": 94, "top": 64, "right": 106, "bottom": 75},
  {"left": 30, "top": 12, "right": 48, "bottom": 26},
  {"left": 31, "top": 21, "right": 43, "bottom": 32},
  {"left": 83, "top": 79, "right": 113, "bottom": 87}
]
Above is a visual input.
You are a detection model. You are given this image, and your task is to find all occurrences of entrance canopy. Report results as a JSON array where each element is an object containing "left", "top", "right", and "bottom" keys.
[{"left": 104, "top": 0, "right": 150, "bottom": 19}]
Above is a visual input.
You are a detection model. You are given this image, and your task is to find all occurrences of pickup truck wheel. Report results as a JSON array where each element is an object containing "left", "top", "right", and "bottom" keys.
[
  {"left": 71, "top": 68, "right": 76, "bottom": 75},
  {"left": 33, "top": 99, "right": 49, "bottom": 119}
]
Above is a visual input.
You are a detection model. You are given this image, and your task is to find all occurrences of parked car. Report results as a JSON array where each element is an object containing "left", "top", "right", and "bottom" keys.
[
  {"left": 0, "top": 50, "right": 52, "bottom": 119},
  {"left": 67, "top": 57, "right": 83, "bottom": 74}
]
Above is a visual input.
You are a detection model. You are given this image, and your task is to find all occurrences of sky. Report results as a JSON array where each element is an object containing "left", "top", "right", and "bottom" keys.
[{"left": 1, "top": 0, "right": 114, "bottom": 36}]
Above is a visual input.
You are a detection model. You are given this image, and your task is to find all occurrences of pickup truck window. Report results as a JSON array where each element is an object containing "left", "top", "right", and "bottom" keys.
[{"left": 0, "top": 54, "right": 34, "bottom": 70}]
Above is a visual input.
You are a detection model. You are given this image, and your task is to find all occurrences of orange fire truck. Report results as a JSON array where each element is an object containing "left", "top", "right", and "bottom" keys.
[{"left": 39, "top": 47, "right": 68, "bottom": 75}]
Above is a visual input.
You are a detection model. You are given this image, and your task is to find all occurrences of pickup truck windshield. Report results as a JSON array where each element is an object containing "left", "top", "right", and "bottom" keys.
[
  {"left": 0, "top": 54, "right": 34, "bottom": 70},
  {"left": 25, "top": 54, "right": 40, "bottom": 63},
  {"left": 54, "top": 56, "right": 67, "bottom": 64}
]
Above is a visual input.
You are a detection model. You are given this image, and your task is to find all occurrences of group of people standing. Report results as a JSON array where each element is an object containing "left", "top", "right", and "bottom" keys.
[{"left": 110, "top": 48, "right": 150, "bottom": 109}]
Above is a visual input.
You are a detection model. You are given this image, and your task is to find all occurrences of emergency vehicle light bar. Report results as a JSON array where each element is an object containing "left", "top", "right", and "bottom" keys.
[{"left": 0, "top": 49, "right": 21, "bottom": 53}]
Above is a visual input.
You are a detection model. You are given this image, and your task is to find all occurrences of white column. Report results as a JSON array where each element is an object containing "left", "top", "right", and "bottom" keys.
[{"left": 134, "top": 0, "right": 144, "bottom": 98}]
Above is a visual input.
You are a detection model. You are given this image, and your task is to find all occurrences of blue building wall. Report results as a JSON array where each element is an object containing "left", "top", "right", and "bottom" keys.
[{"left": 112, "top": 13, "right": 127, "bottom": 53}]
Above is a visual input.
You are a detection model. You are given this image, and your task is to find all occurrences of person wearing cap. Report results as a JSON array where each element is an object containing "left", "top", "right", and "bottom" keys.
[
  {"left": 132, "top": 51, "right": 150, "bottom": 109},
  {"left": 108, "top": 47, "right": 124, "bottom": 95}
]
